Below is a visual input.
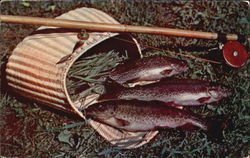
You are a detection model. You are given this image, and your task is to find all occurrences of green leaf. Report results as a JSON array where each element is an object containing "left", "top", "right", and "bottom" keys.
[
  {"left": 58, "top": 130, "right": 72, "bottom": 146},
  {"left": 239, "top": 17, "right": 248, "bottom": 24},
  {"left": 98, "top": 148, "right": 114, "bottom": 156},
  {"left": 48, "top": 5, "right": 56, "bottom": 11},
  {"left": 62, "top": 122, "right": 85, "bottom": 129},
  {"left": 21, "top": 2, "right": 30, "bottom": 7}
]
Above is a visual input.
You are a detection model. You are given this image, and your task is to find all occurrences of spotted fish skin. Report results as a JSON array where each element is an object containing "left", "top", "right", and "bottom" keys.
[
  {"left": 99, "top": 78, "right": 231, "bottom": 106},
  {"left": 85, "top": 100, "right": 209, "bottom": 132},
  {"left": 108, "top": 56, "right": 188, "bottom": 85}
]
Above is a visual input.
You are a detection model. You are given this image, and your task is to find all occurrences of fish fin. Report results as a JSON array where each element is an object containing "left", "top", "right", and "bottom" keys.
[
  {"left": 115, "top": 118, "right": 130, "bottom": 127},
  {"left": 164, "top": 101, "right": 175, "bottom": 106},
  {"left": 181, "top": 123, "right": 197, "bottom": 132},
  {"left": 176, "top": 106, "right": 183, "bottom": 109},
  {"left": 125, "top": 77, "right": 141, "bottom": 84},
  {"left": 160, "top": 69, "right": 172, "bottom": 76},
  {"left": 98, "top": 77, "right": 124, "bottom": 101},
  {"left": 197, "top": 97, "right": 211, "bottom": 104},
  {"left": 155, "top": 125, "right": 171, "bottom": 129},
  {"left": 164, "top": 102, "right": 183, "bottom": 109},
  {"left": 205, "top": 115, "right": 230, "bottom": 143}
]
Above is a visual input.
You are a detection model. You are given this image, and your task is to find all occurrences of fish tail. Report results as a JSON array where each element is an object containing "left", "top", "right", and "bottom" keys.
[
  {"left": 98, "top": 77, "right": 124, "bottom": 101},
  {"left": 205, "top": 115, "right": 229, "bottom": 142}
]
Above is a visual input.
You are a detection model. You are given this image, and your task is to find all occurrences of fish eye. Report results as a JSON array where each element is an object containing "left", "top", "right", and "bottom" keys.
[{"left": 207, "top": 88, "right": 220, "bottom": 99}]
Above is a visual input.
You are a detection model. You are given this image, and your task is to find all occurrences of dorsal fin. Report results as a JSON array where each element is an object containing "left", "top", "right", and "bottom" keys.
[{"left": 105, "top": 77, "right": 124, "bottom": 89}]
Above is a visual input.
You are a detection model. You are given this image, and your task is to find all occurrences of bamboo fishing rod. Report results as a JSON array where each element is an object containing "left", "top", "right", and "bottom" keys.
[
  {"left": 0, "top": 15, "right": 245, "bottom": 41},
  {"left": 1, "top": 15, "right": 248, "bottom": 67}
]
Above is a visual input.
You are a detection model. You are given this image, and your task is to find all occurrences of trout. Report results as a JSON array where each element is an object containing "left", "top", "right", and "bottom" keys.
[
  {"left": 85, "top": 100, "right": 213, "bottom": 132},
  {"left": 99, "top": 78, "right": 231, "bottom": 106},
  {"left": 108, "top": 55, "right": 188, "bottom": 85}
]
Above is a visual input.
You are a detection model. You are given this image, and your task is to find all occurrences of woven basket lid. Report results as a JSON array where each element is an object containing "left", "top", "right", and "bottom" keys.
[{"left": 6, "top": 7, "right": 158, "bottom": 149}]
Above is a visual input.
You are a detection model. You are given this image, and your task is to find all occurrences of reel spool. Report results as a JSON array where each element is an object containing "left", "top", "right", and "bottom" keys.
[{"left": 222, "top": 41, "right": 248, "bottom": 68}]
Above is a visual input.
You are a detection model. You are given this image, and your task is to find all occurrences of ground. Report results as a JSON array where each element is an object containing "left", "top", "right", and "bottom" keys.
[{"left": 0, "top": 1, "right": 249, "bottom": 158}]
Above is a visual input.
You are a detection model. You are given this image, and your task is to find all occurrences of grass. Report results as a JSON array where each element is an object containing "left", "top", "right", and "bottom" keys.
[
  {"left": 66, "top": 50, "right": 128, "bottom": 102},
  {"left": 0, "top": 1, "right": 249, "bottom": 158}
]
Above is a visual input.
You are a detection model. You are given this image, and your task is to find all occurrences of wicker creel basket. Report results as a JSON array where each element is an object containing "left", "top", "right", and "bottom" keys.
[{"left": 5, "top": 7, "right": 158, "bottom": 149}]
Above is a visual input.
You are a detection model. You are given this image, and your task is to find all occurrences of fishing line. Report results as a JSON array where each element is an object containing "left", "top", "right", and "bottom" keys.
[
  {"left": 0, "top": 34, "right": 27, "bottom": 37},
  {"left": 112, "top": 36, "right": 222, "bottom": 64},
  {"left": 1, "top": 33, "right": 222, "bottom": 64}
]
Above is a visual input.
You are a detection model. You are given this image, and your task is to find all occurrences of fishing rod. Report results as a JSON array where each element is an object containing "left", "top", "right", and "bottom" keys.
[{"left": 0, "top": 15, "right": 248, "bottom": 67}]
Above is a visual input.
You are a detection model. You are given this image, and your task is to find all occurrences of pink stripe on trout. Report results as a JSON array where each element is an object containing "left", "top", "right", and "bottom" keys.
[
  {"left": 99, "top": 78, "right": 231, "bottom": 106},
  {"left": 85, "top": 100, "right": 215, "bottom": 132},
  {"left": 108, "top": 56, "right": 188, "bottom": 85}
]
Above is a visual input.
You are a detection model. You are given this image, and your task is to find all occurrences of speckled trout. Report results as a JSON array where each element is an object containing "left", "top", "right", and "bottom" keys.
[
  {"left": 85, "top": 100, "right": 213, "bottom": 132},
  {"left": 99, "top": 78, "right": 231, "bottom": 106},
  {"left": 108, "top": 55, "right": 188, "bottom": 85}
]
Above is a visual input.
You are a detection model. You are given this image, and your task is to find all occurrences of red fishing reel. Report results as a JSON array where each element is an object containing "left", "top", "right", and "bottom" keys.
[{"left": 222, "top": 41, "right": 248, "bottom": 68}]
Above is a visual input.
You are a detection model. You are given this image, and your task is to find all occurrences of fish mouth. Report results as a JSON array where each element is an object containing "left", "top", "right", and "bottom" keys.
[
  {"left": 206, "top": 87, "right": 220, "bottom": 99},
  {"left": 207, "top": 86, "right": 232, "bottom": 99},
  {"left": 173, "top": 65, "right": 188, "bottom": 73},
  {"left": 173, "top": 68, "right": 187, "bottom": 74},
  {"left": 182, "top": 65, "right": 189, "bottom": 72}
]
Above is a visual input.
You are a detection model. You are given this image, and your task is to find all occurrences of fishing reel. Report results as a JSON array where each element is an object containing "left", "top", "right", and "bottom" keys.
[
  {"left": 207, "top": 40, "right": 248, "bottom": 68},
  {"left": 222, "top": 41, "right": 248, "bottom": 68}
]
